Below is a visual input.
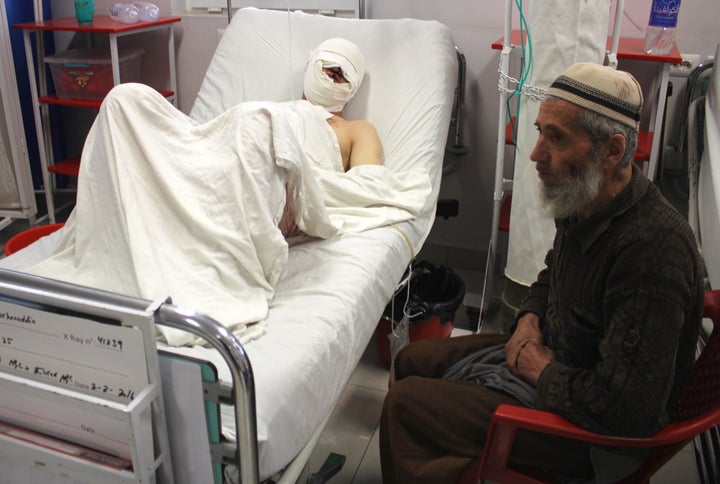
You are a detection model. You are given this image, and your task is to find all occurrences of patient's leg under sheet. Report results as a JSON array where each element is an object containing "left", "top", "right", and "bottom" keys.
[
  {"left": 504, "top": 1, "right": 609, "bottom": 286},
  {"left": 27, "top": 84, "right": 297, "bottom": 346}
]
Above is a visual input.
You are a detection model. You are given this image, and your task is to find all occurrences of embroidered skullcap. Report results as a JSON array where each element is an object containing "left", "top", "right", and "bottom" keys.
[{"left": 546, "top": 62, "right": 643, "bottom": 130}]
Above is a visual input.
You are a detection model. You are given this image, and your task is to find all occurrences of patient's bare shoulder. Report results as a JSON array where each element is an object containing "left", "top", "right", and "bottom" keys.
[{"left": 328, "top": 116, "right": 383, "bottom": 171}]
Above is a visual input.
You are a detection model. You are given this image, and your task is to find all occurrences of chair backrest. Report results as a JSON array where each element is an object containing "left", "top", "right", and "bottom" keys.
[{"left": 673, "top": 290, "right": 720, "bottom": 421}]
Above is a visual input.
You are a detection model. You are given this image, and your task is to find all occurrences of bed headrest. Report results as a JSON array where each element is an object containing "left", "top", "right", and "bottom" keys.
[{"left": 190, "top": 8, "right": 457, "bottom": 175}]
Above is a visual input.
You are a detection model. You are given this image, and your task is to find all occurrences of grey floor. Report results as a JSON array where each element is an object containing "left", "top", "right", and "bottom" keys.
[{"left": 0, "top": 179, "right": 701, "bottom": 483}]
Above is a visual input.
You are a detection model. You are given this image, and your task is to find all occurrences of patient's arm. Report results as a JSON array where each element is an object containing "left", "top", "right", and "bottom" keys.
[
  {"left": 348, "top": 120, "right": 383, "bottom": 169},
  {"left": 329, "top": 116, "right": 383, "bottom": 171}
]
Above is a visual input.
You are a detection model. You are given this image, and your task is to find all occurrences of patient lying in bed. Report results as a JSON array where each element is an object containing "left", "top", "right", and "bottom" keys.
[
  {"left": 279, "top": 38, "right": 381, "bottom": 237},
  {"left": 302, "top": 38, "right": 383, "bottom": 172},
  {"left": 20, "top": 38, "right": 432, "bottom": 347}
]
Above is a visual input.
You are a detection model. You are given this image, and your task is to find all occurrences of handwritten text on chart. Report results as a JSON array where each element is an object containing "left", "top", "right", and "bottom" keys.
[
  {"left": 0, "top": 299, "right": 154, "bottom": 462},
  {"left": 63, "top": 332, "right": 125, "bottom": 351},
  {"left": 0, "top": 353, "right": 137, "bottom": 401},
  {"left": 0, "top": 300, "right": 149, "bottom": 405}
]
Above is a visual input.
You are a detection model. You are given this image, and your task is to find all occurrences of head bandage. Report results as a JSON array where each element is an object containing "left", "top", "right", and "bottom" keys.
[
  {"left": 303, "top": 38, "right": 366, "bottom": 113},
  {"left": 547, "top": 62, "right": 643, "bottom": 130}
]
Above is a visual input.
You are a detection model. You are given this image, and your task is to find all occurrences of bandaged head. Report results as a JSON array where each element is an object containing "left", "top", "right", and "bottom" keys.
[
  {"left": 303, "top": 38, "right": 366, "bottom": 113},
  {"left": 546, "top": 62, "right": 643, "bottom": 130}
]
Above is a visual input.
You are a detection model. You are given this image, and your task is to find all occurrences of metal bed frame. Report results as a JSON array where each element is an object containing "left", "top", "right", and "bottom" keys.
[{"left": 0, "top": 267, "right": 260, "bottom": 483}]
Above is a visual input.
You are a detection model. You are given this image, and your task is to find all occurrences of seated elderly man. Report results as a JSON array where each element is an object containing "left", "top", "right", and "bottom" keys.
[{"left": 379, "top": 63, "right": 704, "bottom": 483}]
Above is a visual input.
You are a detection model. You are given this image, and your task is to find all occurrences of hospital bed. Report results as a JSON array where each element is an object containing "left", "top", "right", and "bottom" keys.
[
  {"left": 0, "top": 7, "right": 457, "bottom": 483},
  {"left": 681, "top": 44, "right": 720, "bottom": 483}
]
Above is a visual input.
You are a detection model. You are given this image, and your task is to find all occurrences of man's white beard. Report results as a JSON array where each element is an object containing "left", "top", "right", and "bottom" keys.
[{"left": 539, "top": 156, "right": 604, "bottom": 220}]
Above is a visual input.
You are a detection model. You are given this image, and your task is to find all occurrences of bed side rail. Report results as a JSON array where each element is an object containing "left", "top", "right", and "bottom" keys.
[{"left": 156, "top": 304, "right": 259, "bottom": 483}]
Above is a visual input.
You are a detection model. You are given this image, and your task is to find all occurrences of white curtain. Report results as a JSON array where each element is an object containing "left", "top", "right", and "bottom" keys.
[
  {"left": 698, "top": 44, "right": 720, "bottom": 288},
  {"left": 0, "top": 86, "right": 21, "bottom": 209},
  {"left": 505, "top": 0, "right": 611, "bottom": 286}
]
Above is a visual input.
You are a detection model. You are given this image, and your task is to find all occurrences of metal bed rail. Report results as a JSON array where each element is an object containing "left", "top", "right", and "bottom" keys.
[{"left": 0, "top": 268, "right": 259, "bottom": 483}]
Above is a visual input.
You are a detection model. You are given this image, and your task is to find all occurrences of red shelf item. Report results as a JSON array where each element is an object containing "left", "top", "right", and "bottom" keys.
[
  {"left": 47, "top": 157, "right": 81, "bottom": 177},
  {"left": 505, "top": 117, "right": 517, "bottom": 146},
  {"left": 13, "top": 13, "right": 180, "bottom": 224},
  {"left": 491, "top": 31, "right": 682, "bottom": 64},
  {"left": 14, "top": 15, "right": 181, "bottom": 33},
  {"left": 39, "top": 90, "right": 174, "bottom": 109},
  {"left": 635, "top": 131, "right": 653, "bottom": 162},
  {"left": 504, "top": 123, "right": 652, "bottom": 163},
  {"left": 499, "top": 195, "right": 512, "bottom": 233}
]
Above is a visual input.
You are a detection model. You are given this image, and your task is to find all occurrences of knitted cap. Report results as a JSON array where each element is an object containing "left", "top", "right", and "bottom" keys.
[{"left": 546, "top": 62, "right": 643, "bottom": 129}]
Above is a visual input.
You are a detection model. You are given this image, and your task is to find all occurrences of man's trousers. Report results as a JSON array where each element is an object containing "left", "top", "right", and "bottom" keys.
[{"left": 379, "top": 333, "right": 594, "bottom": 483}]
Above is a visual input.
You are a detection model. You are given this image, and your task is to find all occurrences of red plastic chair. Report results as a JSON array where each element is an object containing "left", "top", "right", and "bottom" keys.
[{"left": 458, "top": 289, "right": 720, "bottom": 484}]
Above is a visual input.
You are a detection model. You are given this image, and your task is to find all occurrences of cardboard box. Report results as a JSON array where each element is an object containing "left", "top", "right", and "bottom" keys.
[{"left": 45, "top": 48, "right": 144, "bottom": 100}]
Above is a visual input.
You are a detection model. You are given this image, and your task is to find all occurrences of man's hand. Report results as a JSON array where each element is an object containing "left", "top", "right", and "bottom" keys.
[
  {"left": 510, "top": 340, "right": 555, "bottom": 385},
  {"left": 505, "top": 312, "right": 544, "bottom": 366},
  {"left": 505, "top": 312, "right": 554, "bottom": 385}
]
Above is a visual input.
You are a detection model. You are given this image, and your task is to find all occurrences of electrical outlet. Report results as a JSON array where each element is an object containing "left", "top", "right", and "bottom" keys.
[{"left": 669, "top": 53, "right": 702, "bottom": 76}]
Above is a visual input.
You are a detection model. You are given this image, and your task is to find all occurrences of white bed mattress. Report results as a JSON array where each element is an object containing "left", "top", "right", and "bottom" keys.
[
  {"left": 0, "top": 8, "right": 457, "bottom": 480},
  {"left": 164, "top": 226, "right": 414, "bottom": 478}
]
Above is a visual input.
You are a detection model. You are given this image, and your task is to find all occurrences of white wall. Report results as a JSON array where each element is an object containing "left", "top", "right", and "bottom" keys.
[{"left": 47, "top": 0, "right": 720, "bottom": 270}]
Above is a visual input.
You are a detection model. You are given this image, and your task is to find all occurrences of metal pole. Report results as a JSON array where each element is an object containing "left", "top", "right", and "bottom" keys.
[{"left": 481, "top": 0, "right": 513, "bottom": 326}]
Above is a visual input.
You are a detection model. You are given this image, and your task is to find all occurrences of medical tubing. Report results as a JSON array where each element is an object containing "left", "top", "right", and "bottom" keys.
[
  {"left": 390, "top": 262, "right": 425, "bottom": 338},
  {"left": 286, "top": 0, "right": 305, "bottom": 146},
  {"left": 287, "top": 0, "right": 294, "bottom": 103},
  {"left": 507, "top": 0, "right": 533, "bottom": 144},
  {"left": 402, "top": 276, "right": 424, "bottom": 320},
  {"left": 391, "top": 265, "right": 409, "bottom": 338}
]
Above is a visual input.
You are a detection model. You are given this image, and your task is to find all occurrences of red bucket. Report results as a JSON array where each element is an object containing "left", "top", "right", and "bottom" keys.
[
  {"left": 376, "top": 314, "right": 455, "bottom": 369},
  {"left": 4, "top": 223, "right": 65, "bottom": 256}
]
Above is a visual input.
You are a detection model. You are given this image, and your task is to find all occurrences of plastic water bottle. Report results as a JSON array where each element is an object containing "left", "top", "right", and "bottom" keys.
[
  {"left": 135, "top": 2, "right": 160, "bottom": 22},
  {"left": 644, "top": 0, "right": 681, "bottom": 55},
  {"left": 109, "top": 3, "right": 139, "bottom": 24}
]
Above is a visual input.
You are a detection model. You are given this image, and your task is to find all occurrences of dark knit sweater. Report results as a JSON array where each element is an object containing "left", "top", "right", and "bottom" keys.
[{"left": 520, "top": 165, "right": 704, "bottom": 437}]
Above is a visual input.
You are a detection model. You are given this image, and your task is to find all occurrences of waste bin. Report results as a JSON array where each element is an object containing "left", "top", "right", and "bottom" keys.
[
  {"left": 376, "top": 261, "right": 465, "bottom": 368},
  {"left": 3, "top": 223, "right": 65, "bottom": 256}
]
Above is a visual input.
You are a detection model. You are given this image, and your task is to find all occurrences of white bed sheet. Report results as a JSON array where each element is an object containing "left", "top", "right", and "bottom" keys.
[
  {"left": 164, "top": 226, "right": 412, "bottom": 478},
  {"left": 0, "top": 7, "right": 457, "bottom": 480}
]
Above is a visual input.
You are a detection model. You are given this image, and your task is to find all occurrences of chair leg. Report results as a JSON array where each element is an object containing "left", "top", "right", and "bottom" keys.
[
  {"left": 693, "top": 427, "right": 720, "bottom": 484},
  {"left": 693, "top": 433, "right": 708, "bottom": 484},
  {"left": 710, "top": 425, "right": 720, "bottom": 484}
]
